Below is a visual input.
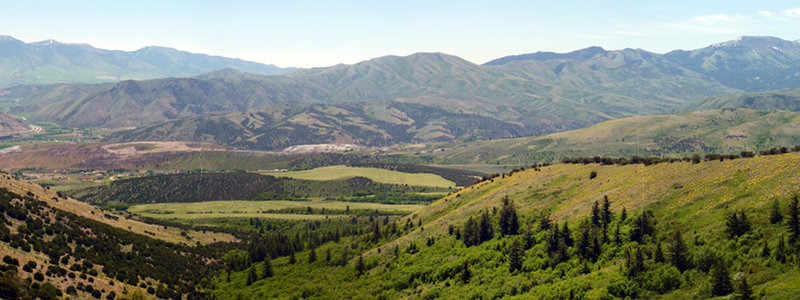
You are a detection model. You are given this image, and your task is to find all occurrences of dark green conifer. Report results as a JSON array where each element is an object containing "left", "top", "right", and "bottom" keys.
[
  {"left": 591, "top": 201, "right": 601, "bottom": 227},
  {"left": 508, "top": 239, "right": 524, "bottom": 273},
  {"left": 479, "top": 210, "right": 494, "bottom": 242},
  {"left": 460, "top": 261, "right": 471, "bottom": 283},
  {"left": 499, "top": 196, "right": 519, "bottom": 235},
  {"left": 770, "top": 199, "right": 783, "bottom": 224},
  {"left": 308, "top": 247, "right": 316, "bottom": 263},
  {"left": 262, "top": 256, "right": 273, "bottom": 278},
  {"left": 654, "top": 240, "right": 665, "bottom": 263},
  {"left": 246, "top": 267, "right": 256, "bottom": 286},
  {"left": 788, "top": 196, "right": 799, "bottom": 244},
  {"left": 710, "top": 261, "right": 732, "bottom": 296},
  {"left": 668, "top": 230, "right": 690, "bottom": 272},
  {"left": 601, "top": 195, "right": 613, "bottom": 225},
  {"left": 355, "top": 254, "right": 365, "bottom": 276},
  {"left": 733, "top": 272, "right": 753, "bottom": 300}
]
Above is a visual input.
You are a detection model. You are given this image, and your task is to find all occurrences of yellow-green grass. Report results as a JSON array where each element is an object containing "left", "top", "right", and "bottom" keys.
[
  {"left": 265, "top": 165, "right": 456, "bottom": 188},
  {"left": 128, "top": 200, "right": 426, "bottom": 221}
]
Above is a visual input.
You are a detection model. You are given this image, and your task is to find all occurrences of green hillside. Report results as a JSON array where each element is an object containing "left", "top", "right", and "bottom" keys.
[
  {"left": 682, "top": 88, "right": 800, "bottom": 113},
  {"left": 421, "top": 109, "right": 800, "bottom": 165},
  {"left": 209, "top": 151, "right": 800, "bottom": 299},
  {"left": 70, "top": 172, "right": 449, "bottom": 206}
]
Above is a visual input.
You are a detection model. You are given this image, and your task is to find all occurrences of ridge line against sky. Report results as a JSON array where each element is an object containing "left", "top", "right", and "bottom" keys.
[{"left": 2, "top": 0, "right": 800, "bottom": 68}]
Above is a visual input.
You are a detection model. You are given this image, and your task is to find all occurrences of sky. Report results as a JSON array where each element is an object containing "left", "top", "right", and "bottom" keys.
[{"left": 2, "top": 0, "right": 800, "bottom": 68}]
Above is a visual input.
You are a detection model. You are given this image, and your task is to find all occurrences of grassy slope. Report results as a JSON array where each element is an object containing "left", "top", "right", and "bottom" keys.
[
  {"left": 212, "top": 151, "right": 800, "bottom": 299},
  {"left": 425, "top": 109, "right": 800, "bottom": 165},
  {"left": 127, "top": 200, "right": 426, "bottom": 221},
  {"left": 266, "top": 165, "right": 456, "bottom": 188}
]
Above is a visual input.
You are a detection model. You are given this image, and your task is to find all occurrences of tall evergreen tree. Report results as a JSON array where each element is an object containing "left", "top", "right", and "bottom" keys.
[
  {"left": 591, "top": 201, "right": 601, "bottom": 227},
  {"left": 733, "top": 272, "right": 753, "bottom": 300},
  {"left": 561, "top": 222, "right": 573, "bottom": 247},
  {"left": 614, "top": 222, "right": 622, "bottom": 245},
  {"left": 626, "top": 247, "right": 645, "bottom": 278},
  {"left": 668, "top": 230, "right": 690, "bottom": 272},
  {"left": 630, "top": 211, "right": 655, "bottom": 243},
  {"left": 499, "top": 196, "right": 519, "bottom": 235},
  {"left": 726, "top": 211, "right": 751, "bottom": 238},
  {"left": 355, "top": 254, "right": 365, "bottom": 276},
  {"left": 460, "top": 261, "right": 471, "bottom": 283},
  {"left": 788, "top": 196, "right": 799, "bottom": 244},
  {"left": 246, "top": 267, "right": 257, "bottom": 286},
  {"left": 654, "top": 240, "right": 665, "bottom": 263},
  {"left": 262, "top": 256, "right": 273, "bottom": 278},
  {"left": 620, "top": 207, "right": 627, "bottom": 222},
  {"left": 508, "top": 239, "right": 524, "bottom": 273},
  {"left": 601, "top": 195, "right": 613, "bottom": 226},
  {"left": 775, "top": 235, "right": 787, "bottom": 263},
  {"left": 710, "top": 260, "right": 733, "bottom": 296},
  {"left": 308, "top": 247, "right": 316, "bottom": 263},
  {"left": 770, "top": 199, "right": 784, "bottom": 224},
  {"left": 539, "top": 214, "right": 552, "bottom": 231},
  {"left": 479, "top": 210, "right": 494, "bottom": 242},
  {"left": 463, "top": 216, "right": 480, "bottom": 247}
]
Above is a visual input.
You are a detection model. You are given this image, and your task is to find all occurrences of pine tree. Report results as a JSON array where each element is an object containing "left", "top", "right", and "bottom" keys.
[
  {"left": 508, "top": 239, "right": 524, "bottom": 273},
  {"left": 547, "top": 226, "right": 561, "bottom": 254},
  {"left": 355, "top": 254, "right": 365, "bottom": 276},
  {"left": 788, "top": 196, "right": 799, "bottom": 244},
  {"left": 630, "top": 211, "right": 655, "bottom": 243},
  {"left": 726, "top": 211, "right": 751, "bottom": 238},
  {"left": 460, "top": 261, "right": 471, "bottom": 283},
  {"left": 668, "top": 230, "right": 690, "bottom": 272},
  {"left": 561, "top": 222, "right": 573, "bottom": 247},
  {"left": 591, "top": 201, "right": 601, "bottom": 227},
  {"left": 262, "top": 256, "right": 273, "bottom": 278},
  {"left": 463, "top": 216, "right": 480, "bottom": 247},
  {"left": 539, "top": 214, "right": 552, "bottom": 231},
  {"left": 614, "top": 222, "right": 621, "bottom": 244},
  {"left": 325, "top": 248, "right": 331, "bottom": 262},
  {"left": 246, "top": 267, "right": 257, "bottom": 286},
  {"left": 479, "top": 210, "right": 494, "bottom": 242},
  {"left": 308, "top": 247, "right": 316, "bottom": 263},
  {"left": 775, "top": 235, "right": 787, "bottom": 263},
  {"left": 601, "top": 195, "right": 613, "bottom": 226},
  {"left": 371, "top": 221, "right": 381, "bottom": 243},
  {"left": 626, "top": 247, "right": 645, "bottom": 277},
  {"left": 620, "top": 207, "right": 627, "bottom": 222},
  {"left": 654, "top": 240, "right": 665, "bottom": 263},
  {"left": 289, "top": 251, "right": 296, "bottom": 264},
  {"left": 733, "top": 272, "right": 753, "bottom": 300},
  {"left": 499, "top": 196, "right": 519, "bottom": 235},
  {"left": 710, "top": 260, "right": 733, "bottom": 296},
  {"left": 770, "top": 199, "right": 784, "bottom": 224}
]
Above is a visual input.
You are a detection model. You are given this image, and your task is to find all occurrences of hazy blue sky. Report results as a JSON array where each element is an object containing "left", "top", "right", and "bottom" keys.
[{"left": 3, "top": 0, "right": 799, "bottom": 68}]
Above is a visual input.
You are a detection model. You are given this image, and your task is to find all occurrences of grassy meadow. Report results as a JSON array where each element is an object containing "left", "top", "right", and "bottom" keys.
[
  {"left": 265, "top": 165, "right": 457, "bottom": 188},
  {"left": 128, "top": 200, "right": 426, "bottom": 222}
]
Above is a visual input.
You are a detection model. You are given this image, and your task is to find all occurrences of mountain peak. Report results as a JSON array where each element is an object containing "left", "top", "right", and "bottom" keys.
[
  {"left": 483, "top": 46, "right": 607, "bottom": 66},
  {"left": 711, "top": 36, "right": 793, "bottom": 48}
]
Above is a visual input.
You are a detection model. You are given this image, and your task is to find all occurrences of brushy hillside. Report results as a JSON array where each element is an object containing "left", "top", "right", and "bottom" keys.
[
  {"left": 424, "top": 108, "right": 800, "bottom": 165},
  {"left": 210, "top": 151, "right": 800, "bottom": 299},
  {"left": 0, "top": 172, "right": 235, "bottom": 299}
]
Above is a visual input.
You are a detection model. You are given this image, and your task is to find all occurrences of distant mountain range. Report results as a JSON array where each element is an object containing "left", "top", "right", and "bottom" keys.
[
  {"left": 3, "top": 36, "right": 800, "bottom": 149},
  {"left": 0, "top": 35, "right": 293, "bottom": 88}
]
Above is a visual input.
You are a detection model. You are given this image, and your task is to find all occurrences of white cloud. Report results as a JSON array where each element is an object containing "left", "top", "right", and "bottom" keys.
[
  {"left": 759, "top": 11, "right": 772, "bottom": 17},
  {"left": 666, "top": 13, "right": 748, "bottom": 34},
  {"left": 785, "top": 8, "right": 800, "bottom": 18}
]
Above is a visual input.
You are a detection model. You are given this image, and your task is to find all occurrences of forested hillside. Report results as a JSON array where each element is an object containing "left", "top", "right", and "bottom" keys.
[
  {"left": 70, "top": 172, "right": 449, "bottom": 205},
  {"left": 210, "top": 151, "right": 800, "bottom": 299}
]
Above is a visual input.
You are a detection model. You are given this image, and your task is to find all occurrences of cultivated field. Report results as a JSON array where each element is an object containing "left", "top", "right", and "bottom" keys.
[
  {"left": 128, "top": 200, "right": 426, "bottom": 221},
  {"left": 265, "top": 165, "right": 456, "bottom": 188}
]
